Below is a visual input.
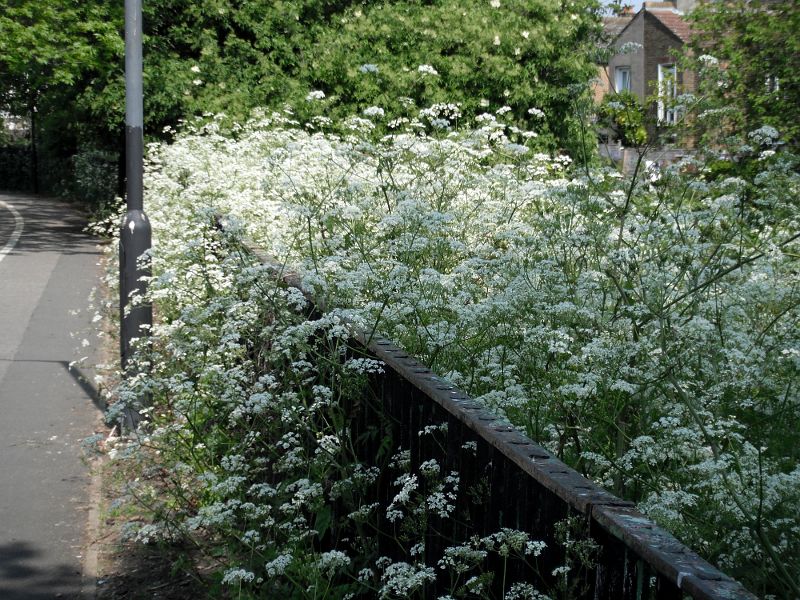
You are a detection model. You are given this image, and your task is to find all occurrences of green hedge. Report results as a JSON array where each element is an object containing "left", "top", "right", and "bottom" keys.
[{"left": 0, "top": 145, "right": 32, "bottom": 192}]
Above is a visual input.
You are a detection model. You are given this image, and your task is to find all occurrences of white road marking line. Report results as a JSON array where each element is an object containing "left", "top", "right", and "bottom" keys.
[{"left": 0, "top": 199, "right": 24, "bottom": 264}]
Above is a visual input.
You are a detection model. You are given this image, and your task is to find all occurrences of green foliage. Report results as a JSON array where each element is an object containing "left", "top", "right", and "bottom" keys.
[
  {"left": 0, "top": 0, "right": 123, "bottom": 196},
  {"left": 598, "top": 90, "right": 647, "bottom": 146},
  {"left": 687, "top": 0, "right": 800, "bottom": 150},
  {"left": 69, "top": 148, "right": 120, "bottom": 216},
  {"left": 305, "top": 0, "right": 602, "bottom": 152},
  {"left": 0, "top": 0, "right": 604, "bottom": 205},
  {"left": 0, "top": 144, "right": 32, "bottom": 191},
  {"left": 129, "top": 0, "right": 357, "bottom": 133},
  {"left": 0, "top": 0, "right": 119, "bottom": 112},
  {"left": 123, "top": 112, "right": 800, "bottom": 597}
]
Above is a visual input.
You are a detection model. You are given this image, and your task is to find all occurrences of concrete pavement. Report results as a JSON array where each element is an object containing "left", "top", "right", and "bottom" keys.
[{"left": 0, "top": 193, "right": 104, "bottom": 598}]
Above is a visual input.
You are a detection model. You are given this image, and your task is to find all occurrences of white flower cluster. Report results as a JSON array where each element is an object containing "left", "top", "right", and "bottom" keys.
[
  {"left": 378, "top": 561, "right": 436, "bottom": 597},
  {"left": 749, "top": 125, "right": 780, "bottom": 146},
  {"left": 386, "top": 473, "right": 418, "bottom": 522},
  {"left": 363, "top": 106, "right": 385, "bottom": 119},
  {"left": 617, "top": 41, "right": 643, "bottom": 55},
  {"left": 343, "top": 357, "right": 385, "bottom": 374},
  {"left": 315, "top": 550, "right": 351, "bottom": 577},
  {"left": 417, "top": 64, "right": 439, "bottom": 76},
  {"left": 108, "top": 105, "right": 800, "bottom": 597},
  {"left": 221, "top": 567, "right": 255, "bottom": 585},
  {"left": 438, "top": 544, "right": 487, "bottom": 573},
  {"left": 418, "top": 102, "right": 462, "bottom": 125},
  {"left": 698, "top": 54, "right": 719, "bottom": 67},
  {"left": 265, "top": 553, "right": 293, "bottom": 577}
]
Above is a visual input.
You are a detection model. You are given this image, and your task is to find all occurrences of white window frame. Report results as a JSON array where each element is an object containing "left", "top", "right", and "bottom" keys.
[
  {"left": 615, "top": 66, "right": 632, "bottom": 93},
  {"left": 658, "top": 63, "right": 678, "bottom": 124},
  {"left": 765, "top": 75, "right": 780, "bottom": 93}
]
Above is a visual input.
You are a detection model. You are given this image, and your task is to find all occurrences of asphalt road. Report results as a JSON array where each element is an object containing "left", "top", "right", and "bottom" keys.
[{"left": 0, "top": 193, "right": 103, "bottom": 599}]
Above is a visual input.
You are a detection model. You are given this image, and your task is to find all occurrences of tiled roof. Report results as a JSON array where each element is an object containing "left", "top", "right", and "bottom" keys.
[
  {"left": 647, "top": 9, "right": 693, "bottom": 43},
  {"left": 602, "top": 16, "right": 634, "bottom": 43}
]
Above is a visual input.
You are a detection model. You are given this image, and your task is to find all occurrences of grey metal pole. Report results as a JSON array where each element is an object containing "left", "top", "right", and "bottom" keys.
[{"left": 120, "top": 0, "right": 151, "bottom": 425}]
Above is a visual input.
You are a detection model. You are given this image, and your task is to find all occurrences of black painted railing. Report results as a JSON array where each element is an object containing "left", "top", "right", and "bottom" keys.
[{"left": 233, "top": 229, "right": 757, "bottom": 600}]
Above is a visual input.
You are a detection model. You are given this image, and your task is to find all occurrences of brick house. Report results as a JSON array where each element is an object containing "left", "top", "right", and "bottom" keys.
[{"left": 597, "top": 0, "right": 697, "bottom": 144}]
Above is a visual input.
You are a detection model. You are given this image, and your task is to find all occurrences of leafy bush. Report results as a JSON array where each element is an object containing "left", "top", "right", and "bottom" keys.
[
  {"left": 686, "top": 0, "right": 800, "bottom": 151},
  {"left": 106, "top": 108, "right": 800, "bottom": 597},
  {"left": 69, "top": 148, "right": 119, "bottom": 215},
  {"left": 0, "top": 143, "right": 32, "bottom": 191},
  {"left": 598, "top": 90, "right": 646, "bottom": 146},
  {"left": 108, "top": 209, "right": 553, "bottom": 599},
  {"left": 303, "top": 0, "right": 602, "bottom": 153},
  {"left": 2, "top": 0, "right": 605, "bottom": 198}
]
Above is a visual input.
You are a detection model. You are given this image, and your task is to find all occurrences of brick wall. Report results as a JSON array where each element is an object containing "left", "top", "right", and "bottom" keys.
[{"left": 608, "top": 14, "right": 645, "bottom": 97}]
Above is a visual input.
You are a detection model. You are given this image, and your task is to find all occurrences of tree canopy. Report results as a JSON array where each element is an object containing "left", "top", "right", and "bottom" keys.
[
  {"left": 0, "top": 0, "right": 604, "bottom": 193},
  {"left": 0, "top": 0, "right": 122, "bottom": 191},
  {"left": 305, "top": 0, "right": 602, "bottom": 152},
  {"left": 0, "top": 1, "right": 120, "bottom": 114},
  {"left": 687, "top": 0, "right": 800, "bottom": 150}
]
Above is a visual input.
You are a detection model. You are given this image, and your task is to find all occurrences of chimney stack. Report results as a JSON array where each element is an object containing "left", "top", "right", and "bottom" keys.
[{"left": 643, "top": 1, "right": 677, "bottom": 10}]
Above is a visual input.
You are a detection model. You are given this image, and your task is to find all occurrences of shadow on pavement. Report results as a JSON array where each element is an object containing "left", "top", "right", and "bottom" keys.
[
  {"left": 0, "top": 359, "right": 107, "bottom": 413},
  {"left": 0, "top": 195, "right": 101, "bottom": 256},
  {"left": 0, "top": 541, "right": 84, "bottom": 599},
  {"left": 66, "top": 361, "right": 108, "bottom": 413}
]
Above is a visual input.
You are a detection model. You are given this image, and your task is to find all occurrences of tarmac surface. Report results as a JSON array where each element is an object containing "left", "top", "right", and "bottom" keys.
[{"left": 0, "top": 193, "right": 103, "bottom": 599}]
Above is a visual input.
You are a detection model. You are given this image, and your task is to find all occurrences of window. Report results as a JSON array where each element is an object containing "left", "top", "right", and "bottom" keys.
[
  {"left": 766, "top": 75, "right": 780, "bottom": 93},
  {"left": 615, "top": 66, "right": 632, "bottom": 92},
  {"left": 657, "top": 63, "right": 678, "bottom": 124}
]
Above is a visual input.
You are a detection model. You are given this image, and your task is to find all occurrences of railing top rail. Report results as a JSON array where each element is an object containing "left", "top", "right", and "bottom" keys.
[
  {"left": 229, "top": 230, "right": 758, "bottom": 600},
  {"left": 359, "top": 334, "right": 756, "bottom": 600}
]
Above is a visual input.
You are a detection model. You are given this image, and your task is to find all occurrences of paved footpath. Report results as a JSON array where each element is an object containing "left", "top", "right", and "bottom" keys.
[{"left": 0, "top": 193, "right": 103, "bottom": 599}]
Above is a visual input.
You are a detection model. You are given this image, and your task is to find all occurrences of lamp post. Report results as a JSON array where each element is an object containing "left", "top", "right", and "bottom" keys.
[{"left": 120, "top": 0, "right": 151, "bottom": 426}]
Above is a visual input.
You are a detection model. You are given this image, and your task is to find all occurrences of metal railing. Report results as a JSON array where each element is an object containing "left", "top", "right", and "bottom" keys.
[{"left": 235, "top": 231, "right": 757, "bottom": 600}]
